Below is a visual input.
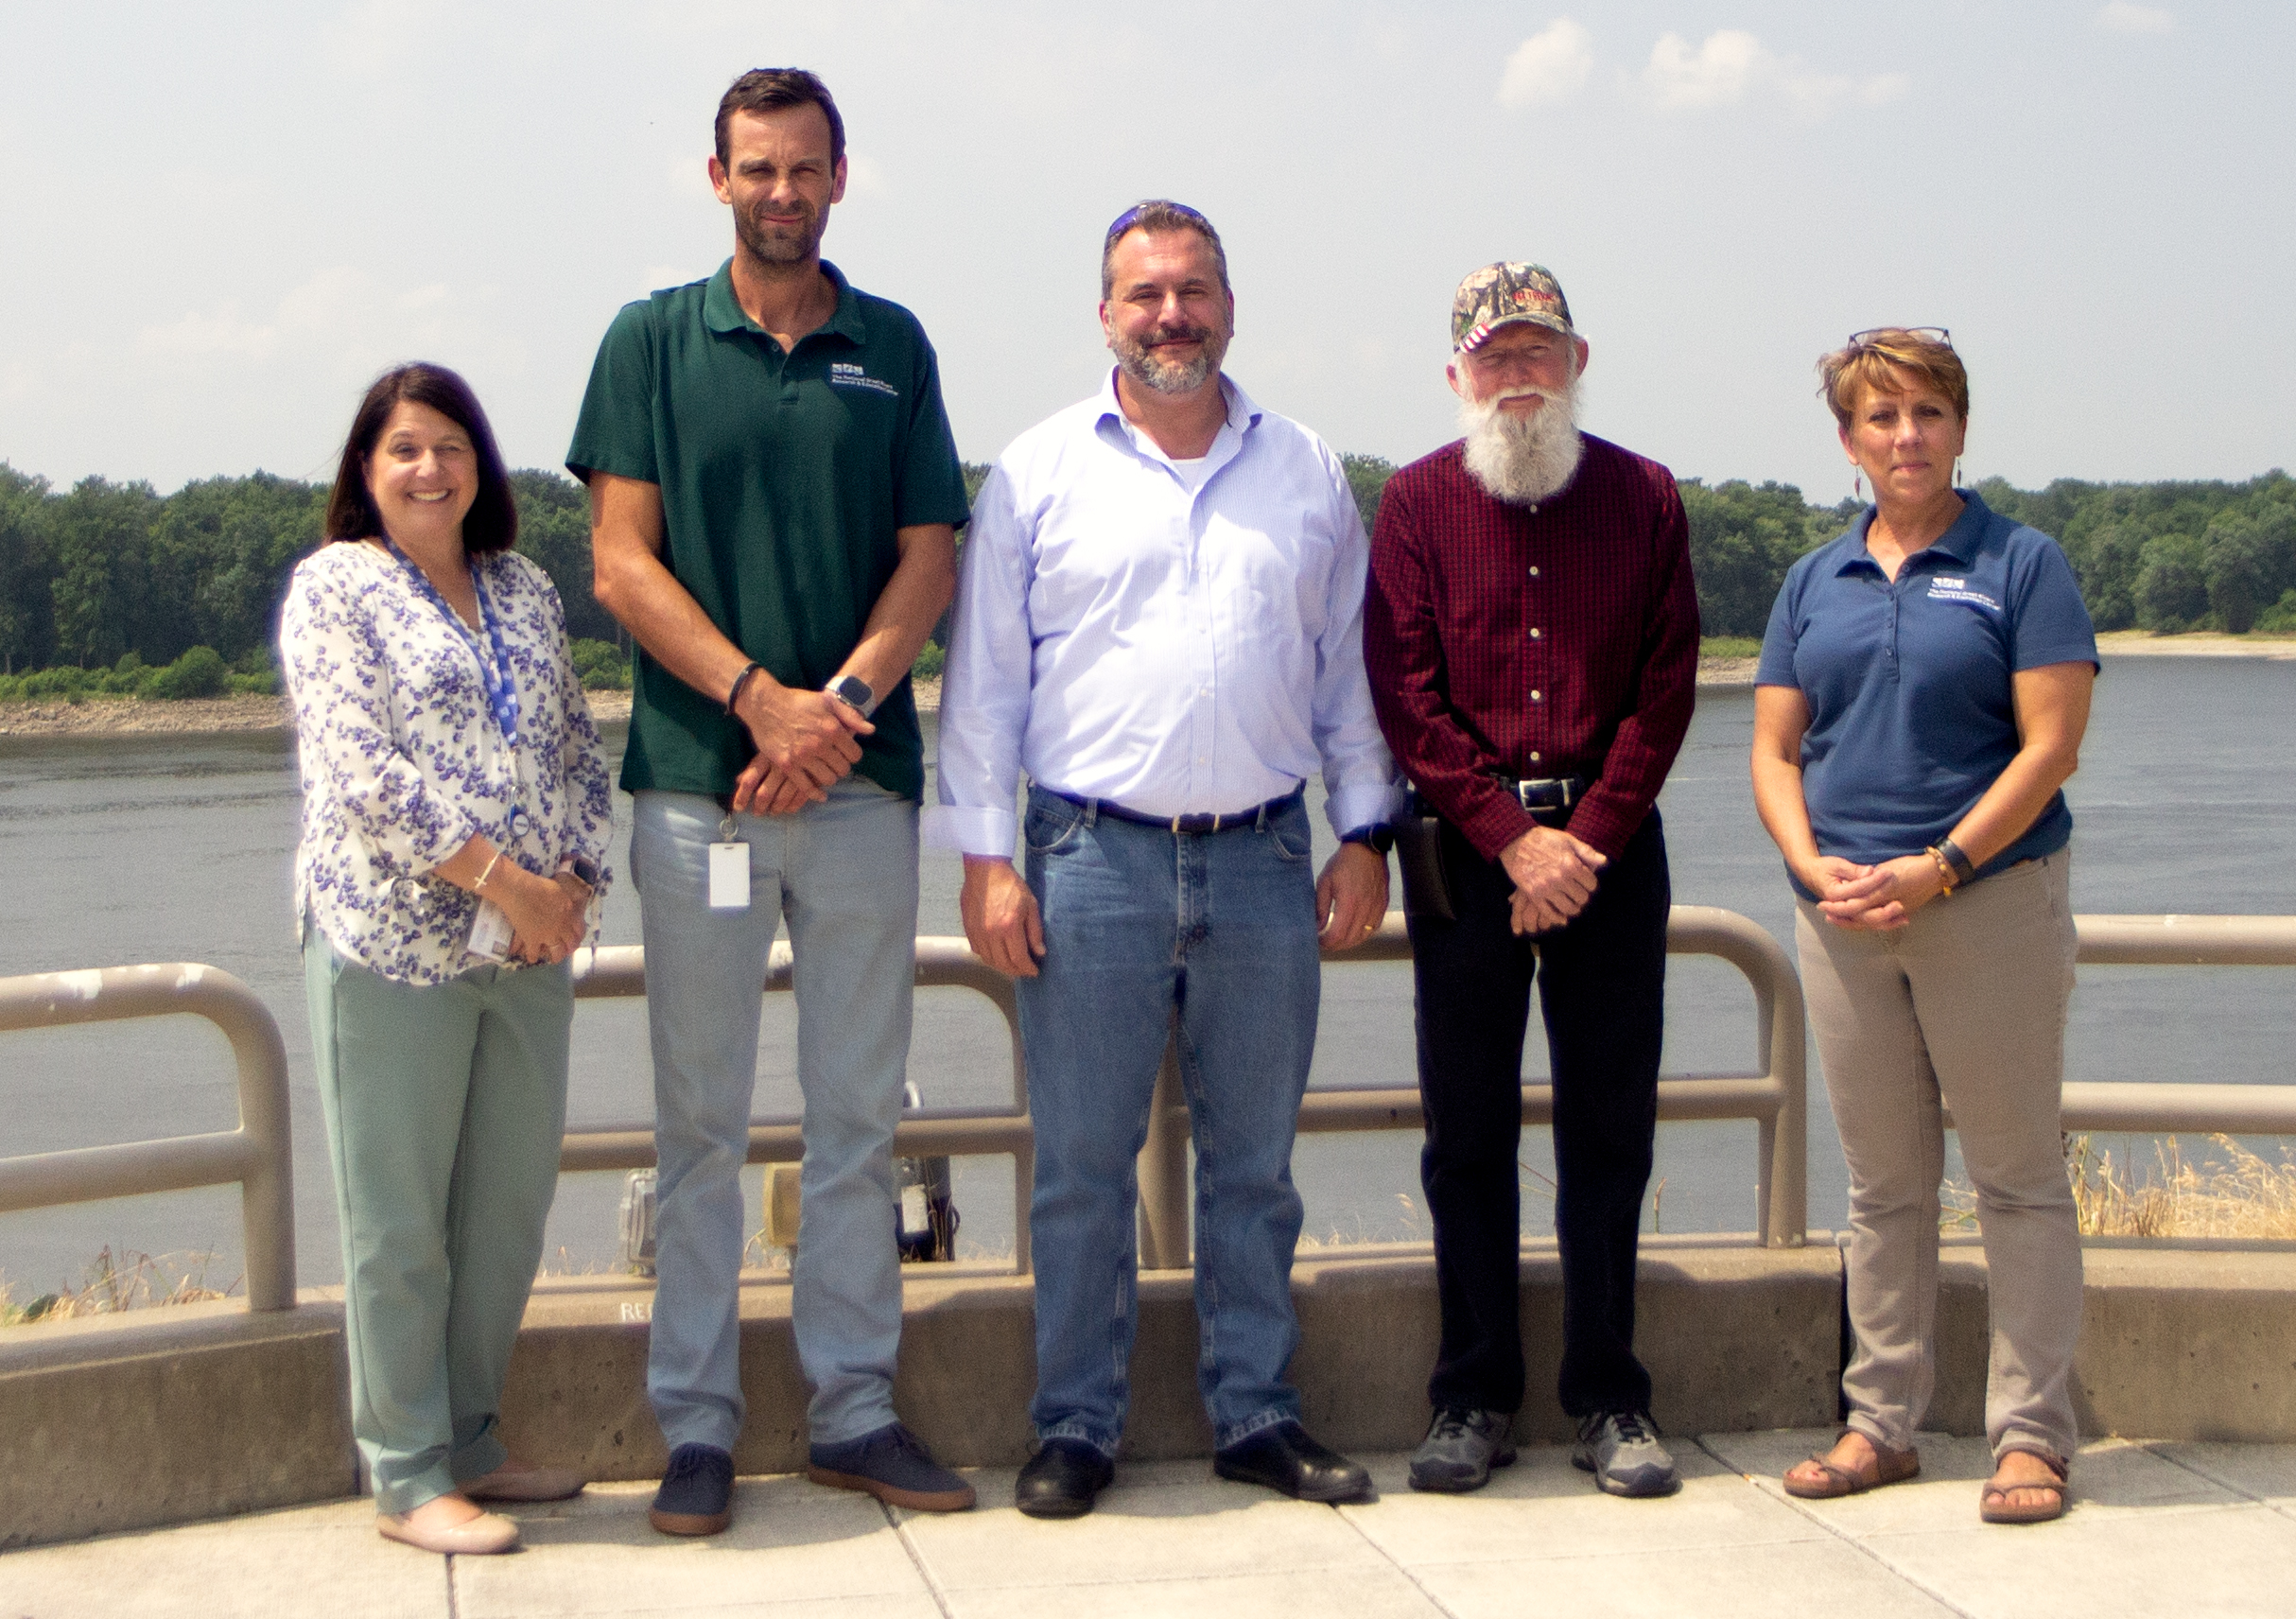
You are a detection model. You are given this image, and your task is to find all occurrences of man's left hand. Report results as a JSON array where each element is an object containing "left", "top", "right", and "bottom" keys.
[{"left": 1317, "top": 842, "right": 1391, "bottom": 950}]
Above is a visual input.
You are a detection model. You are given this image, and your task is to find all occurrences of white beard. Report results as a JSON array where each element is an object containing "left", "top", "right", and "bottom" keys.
[{"left": 1457, "top": 376, "right": 1585, "bottom": 505}]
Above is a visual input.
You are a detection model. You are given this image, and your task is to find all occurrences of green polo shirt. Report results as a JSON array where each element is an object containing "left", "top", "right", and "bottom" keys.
[{"left": 567, "top": 258, "right": 969, "bottom": 801}]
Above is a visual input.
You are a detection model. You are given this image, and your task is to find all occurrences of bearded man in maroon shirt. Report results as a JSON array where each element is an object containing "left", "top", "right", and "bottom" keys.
[{"left": 1364, "top": 263, "right": 1698, "bottom": 1500}]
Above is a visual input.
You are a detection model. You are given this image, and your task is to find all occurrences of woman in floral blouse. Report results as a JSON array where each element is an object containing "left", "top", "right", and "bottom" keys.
[{"left": 280, "top": 362, "right": 615, "bottom": 1557}]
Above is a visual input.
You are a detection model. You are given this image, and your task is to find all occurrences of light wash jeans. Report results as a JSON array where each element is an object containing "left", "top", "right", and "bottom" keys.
[
  {"left": 632, "top": 780, "right": 918, "bottom": 1452},
  {"left": 1017, "top": 785, "right": 1323, "bottom": 1456},
  {"left": 303, "top": 930, "right": 572, "bottom": 1514},
  {"left": 1796, "top": 847, "right": 2084, "bottom": 1464}
]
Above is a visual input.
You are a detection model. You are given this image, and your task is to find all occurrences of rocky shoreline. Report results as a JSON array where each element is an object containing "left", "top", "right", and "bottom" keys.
[{"left": 1, "top": 638, "right": 2281, "bottom": 739}]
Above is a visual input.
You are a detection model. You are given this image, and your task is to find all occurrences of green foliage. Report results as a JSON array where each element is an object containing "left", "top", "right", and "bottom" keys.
[
  {"left": 145, "top": 645, "right": 229, "bottom": 700},
  {"left": 0, "top": 465, "right": 623, "bottom": 696},
  {"left": 911, "top": 642, "right": 946, "bottom": 681},
  {"left": 6, "top": 455, "right": 2296, "bottom": 700},
  {"left": 569, "top": 636, "right": 631, "bottom": 691},
  {"left": 1340, "top": 454, "right": 1396, "bottom": 534}
]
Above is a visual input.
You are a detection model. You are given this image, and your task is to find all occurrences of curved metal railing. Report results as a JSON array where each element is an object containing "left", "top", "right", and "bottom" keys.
[
  {"left": 0, "top": 964, "right": 296, "bottom": 1311},
  {"left": 13, "top": 910, "right": 2296, "bottom": 1301}
]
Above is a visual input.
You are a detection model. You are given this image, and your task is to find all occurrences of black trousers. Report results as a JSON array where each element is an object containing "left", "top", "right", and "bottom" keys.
[{"left": 1407, "top": 809, "right": 1669, "bottom": 1419}]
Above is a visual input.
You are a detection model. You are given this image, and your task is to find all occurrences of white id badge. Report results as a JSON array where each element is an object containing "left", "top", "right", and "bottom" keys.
[
  {"left": 467, "top": 898, "right": 514, "bottom": 962},
  {"left": 708, "top": 838, "right": 750, "bottom": 911}
]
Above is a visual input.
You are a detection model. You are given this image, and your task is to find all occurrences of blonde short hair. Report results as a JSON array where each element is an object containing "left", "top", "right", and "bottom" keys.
[{"left": 1818, "top": 329, "right": 1968, "bottom": 429}]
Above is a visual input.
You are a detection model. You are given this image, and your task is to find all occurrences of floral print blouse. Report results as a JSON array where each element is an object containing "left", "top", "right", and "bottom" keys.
[{"left": 279, "top": 540, "right": 616, "bottom": 984}]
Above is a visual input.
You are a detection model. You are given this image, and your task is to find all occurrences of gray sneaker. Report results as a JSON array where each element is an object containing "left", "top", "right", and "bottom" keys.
[
  {"left": 1409, "top": 1407, "right": 1518, "bottom": 1493},
  {"left": 1573, "top": 1410, "right": 1679, "bottom": 1497}
]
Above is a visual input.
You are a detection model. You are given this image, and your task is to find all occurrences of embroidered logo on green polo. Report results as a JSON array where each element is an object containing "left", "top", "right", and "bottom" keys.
[{"left": 829, "top": 362, "right": 898, "bottom": 397}]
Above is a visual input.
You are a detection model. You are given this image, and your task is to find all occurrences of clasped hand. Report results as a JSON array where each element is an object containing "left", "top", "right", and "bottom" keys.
[
  {"left": 1500, "top": 825, "right": 1609, "bottom": 935},
  {"left": 731, "top": 684, "right": 874, "bottom": 815},
  {"left": 1803, "top": 854, "right": 1947, "bottom": 931},
  {"left": 503, "top": 870, "right": 592, "bottom": 965}
]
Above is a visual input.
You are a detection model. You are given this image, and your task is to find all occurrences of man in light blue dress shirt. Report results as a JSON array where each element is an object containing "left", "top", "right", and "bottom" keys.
[{"left": 928, "top": 200, "right": 1405, "bottom": 1518}]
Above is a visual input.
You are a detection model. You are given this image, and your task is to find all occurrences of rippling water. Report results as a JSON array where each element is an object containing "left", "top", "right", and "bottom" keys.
[{"left": 4, "top": 656, "right": 2293, "bottom": 1294}]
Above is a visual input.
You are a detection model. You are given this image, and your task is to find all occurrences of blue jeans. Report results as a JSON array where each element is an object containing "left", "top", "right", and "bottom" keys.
[
  {"left": 1017, "top": 785, "right": 1322, "bottom": 1455},
  {"left": 303, "top": 930, "right": 572, "bottom": 1513},
  {"left": 631, "top": 781, "right": 918, "bottom": 1451}
]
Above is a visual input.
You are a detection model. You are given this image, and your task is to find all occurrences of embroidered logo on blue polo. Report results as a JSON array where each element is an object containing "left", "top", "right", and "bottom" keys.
[
  {"left": 828, "top": 362, "right": 897, "bottom": 397},
  {"left": 1926, "top": 576, "right": 2001, "bottom": 611}
]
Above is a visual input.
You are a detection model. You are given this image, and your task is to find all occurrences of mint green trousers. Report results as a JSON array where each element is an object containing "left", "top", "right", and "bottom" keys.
[{"left": 304, "top": 930, "right": 572, "bottom": 1513}]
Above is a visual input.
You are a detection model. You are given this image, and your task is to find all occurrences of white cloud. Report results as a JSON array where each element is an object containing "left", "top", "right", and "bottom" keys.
[
  {"left": 1642, "top": 30, "right": 1907, "bottom": 119},
  {"left": 2098, "top": 4, "right": 2175, "bottom": 34},
  {"left": 1499, "top": 18, "right": 1595, "bottom": 110}
]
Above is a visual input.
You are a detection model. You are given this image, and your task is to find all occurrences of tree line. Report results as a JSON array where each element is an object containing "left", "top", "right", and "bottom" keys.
[{"left": 2, "top": 456, "right": 2290, "bottom": 699}]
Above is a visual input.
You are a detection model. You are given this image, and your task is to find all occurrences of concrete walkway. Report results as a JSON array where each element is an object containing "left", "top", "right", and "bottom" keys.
[{"left": 6, "top": 1431, "right": 2292, "bottom": 1617}]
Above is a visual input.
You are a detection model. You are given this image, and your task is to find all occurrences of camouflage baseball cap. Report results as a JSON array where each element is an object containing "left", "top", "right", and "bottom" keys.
[{"left": 1451, "top": 262, "right": 1574, "bottom": 353}]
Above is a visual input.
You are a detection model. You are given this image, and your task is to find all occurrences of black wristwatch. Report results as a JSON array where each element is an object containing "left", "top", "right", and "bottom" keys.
[
  {"left": 825, "top": 673, "right": 878, "bottom": 717},
  {"left": 1341, "top": 825, "right": 1396, "bottom": 856},
  {"left": 565, "top": 856, "right": 601, "bottom": 888}
]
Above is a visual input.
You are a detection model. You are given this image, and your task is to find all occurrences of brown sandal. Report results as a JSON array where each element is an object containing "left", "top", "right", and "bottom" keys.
[
  {"left": 1783, "top": 1435, "right": 1921, "bottom": 1499},
  {"left": 1979, "top": 1447, "right": 2068, "bottom": 1524}
]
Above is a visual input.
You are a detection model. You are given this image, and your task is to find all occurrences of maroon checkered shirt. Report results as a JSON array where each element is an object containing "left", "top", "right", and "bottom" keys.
[{"left": 1365, "top": 433, "right": 1699, "bottom": 862}]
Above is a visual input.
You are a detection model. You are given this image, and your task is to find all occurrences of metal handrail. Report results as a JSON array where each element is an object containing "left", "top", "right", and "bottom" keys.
[
  {"left": 1940, "top": 914, "right": 2296, "bottom": 1138},
  {"left": 568, "top": 904, "right": 1811, "bottom": 1265},
  {"left": 14, "top": 910, "right": 2294, "bottom": 1305},
  {"left": 1135, "top": 905, "right": 1807, "bottom": 1259},
  {"left": 0, "top": 964, "right": 295, "bottom": 1311}
]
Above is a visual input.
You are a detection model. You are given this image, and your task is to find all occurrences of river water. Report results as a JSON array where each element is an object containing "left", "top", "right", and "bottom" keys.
[{"left": 4, "top": 656, "right": 2293, "bottom": 1296}]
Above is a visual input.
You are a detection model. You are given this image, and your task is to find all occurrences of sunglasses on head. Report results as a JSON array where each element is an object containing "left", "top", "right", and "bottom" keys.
[{"left": 1849, "top": 326, "right": 1953, "bottom": 349}]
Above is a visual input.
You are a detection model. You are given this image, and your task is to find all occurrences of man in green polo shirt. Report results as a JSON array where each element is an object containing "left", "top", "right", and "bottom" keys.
[{"left": 568, "top": 67, "right": 972, "bottom": 1536}]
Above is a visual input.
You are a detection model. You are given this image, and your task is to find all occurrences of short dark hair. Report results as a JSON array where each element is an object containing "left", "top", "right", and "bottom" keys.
[
  {"left": 1101, "top": 199, "right": 1229, "bottom": 299},
  {"left": 716, "top": 68, "right": 844, "bottom": 169},
  {"left": 325, "top": 363, "right": 517, "bottom": 554}
]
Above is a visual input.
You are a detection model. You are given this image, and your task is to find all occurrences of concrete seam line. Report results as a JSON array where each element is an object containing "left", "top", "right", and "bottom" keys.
[
  {"left": 2144, "top": 1440, "right": 2277, "bottom": 1509},
  {"left": 444, "top": 1547, "right": 461, "bottom": 1619},
  {"left": 1687, "top": 1436, "right": 1982, "bottom": 1619},
  {"left": 1331, "top": 1499, "right": 1468, "bottom": 1618},
  {"left": 885, "top": 1502, "right": 958, "bottom": 1618}
]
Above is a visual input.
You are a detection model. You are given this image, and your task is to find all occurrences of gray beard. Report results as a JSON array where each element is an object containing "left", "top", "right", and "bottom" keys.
[
  {"left": 1457, "top": 382, "right": 1584, "bottom": 505},
  {"left": 1110, "top": 322, "right": 1228, "bottom": 395}
]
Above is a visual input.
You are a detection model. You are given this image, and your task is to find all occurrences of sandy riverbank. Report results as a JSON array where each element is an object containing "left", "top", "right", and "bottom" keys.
[{"left": 3, "top": 638, "right": 2281, "bottom": 738}]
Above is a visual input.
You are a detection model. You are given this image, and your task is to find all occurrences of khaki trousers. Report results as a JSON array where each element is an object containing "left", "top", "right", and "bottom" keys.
[{"left": 1796, "top": 848, "right": 2082, "bottom": 1462}]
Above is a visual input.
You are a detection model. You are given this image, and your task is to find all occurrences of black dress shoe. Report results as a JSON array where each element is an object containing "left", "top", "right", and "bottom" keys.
[
  {"left": 1015, "top": 1437, "right": 1115, "bottom": 1519},
  {"left": 1213, "top": 1420, "right": 1372, "bottom": 1503}
]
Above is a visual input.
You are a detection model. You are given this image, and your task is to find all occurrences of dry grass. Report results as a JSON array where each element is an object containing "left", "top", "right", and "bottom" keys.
[
  {"left": 1944, "top": 1134, "right": 2296, "bottom": 1239},
  {"left": 0, "top": 1246, "right": 237, "bottom": 1326}
]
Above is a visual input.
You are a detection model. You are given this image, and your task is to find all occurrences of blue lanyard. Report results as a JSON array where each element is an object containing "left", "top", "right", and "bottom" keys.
[{"left": 381, "top": 539, "right": 522, "bottom": 752}]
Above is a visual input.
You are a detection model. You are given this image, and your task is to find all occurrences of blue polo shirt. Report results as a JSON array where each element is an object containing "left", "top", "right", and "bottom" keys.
[{"left": 1756, "top": 491, "right": 2096, "bottom": 894}]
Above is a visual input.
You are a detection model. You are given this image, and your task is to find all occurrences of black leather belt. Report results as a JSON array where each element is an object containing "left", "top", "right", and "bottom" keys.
[
  {"left": 1045, "top": 785, "right": 1303, "bottom": 834},
  {"left": 1498, "top": 773, "right": 1589, "bottom": 813}
]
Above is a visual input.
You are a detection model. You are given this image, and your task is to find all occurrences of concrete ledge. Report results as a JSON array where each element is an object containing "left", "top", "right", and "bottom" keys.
[
  {"left": 14, "top": 1237, "right": 2296, "bottom": 1547},
  {"left": 0, "top": 1297, "right": 355, "bottom": 1549},
  {"left": 1934, "top": 1244, "right": 2296, "bottom": 1440},
  {"left": 493, "top": 1240, "right": 1842, "bottom": 1480}
]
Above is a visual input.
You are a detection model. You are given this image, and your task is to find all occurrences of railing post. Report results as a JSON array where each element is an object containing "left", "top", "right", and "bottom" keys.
[{"left": 1136, "top": 1031, "right": 1191, "bottom": 1269}]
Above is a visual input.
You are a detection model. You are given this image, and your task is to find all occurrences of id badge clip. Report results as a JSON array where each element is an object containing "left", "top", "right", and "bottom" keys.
[{"left": 709, "top": 812, "right": 750, "bottom": 911}]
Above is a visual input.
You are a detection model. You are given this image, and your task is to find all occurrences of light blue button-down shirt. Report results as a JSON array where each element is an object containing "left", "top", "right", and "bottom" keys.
[{"left": 927, "top": 372, "right": 1404, "bottom": 859}]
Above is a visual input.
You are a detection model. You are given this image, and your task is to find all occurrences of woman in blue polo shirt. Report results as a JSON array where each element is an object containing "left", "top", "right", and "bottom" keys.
[{"left": 1750, "top": 329, "right": 2097, "bottom": 1525}]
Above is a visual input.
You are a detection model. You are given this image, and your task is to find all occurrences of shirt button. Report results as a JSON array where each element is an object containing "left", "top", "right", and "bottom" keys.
[
  {"left": 1528, "top": 627, "right": 1542, "bottom": 639},
  {"left": 1529, "top": 752, "right": 1542, "bottom": 763},
  {"left": 1528, "top": 566, "right": 1539, "bottom": 577},
  {"left": 1531, "top": 690, "right": 1542, "bottom": 702}
]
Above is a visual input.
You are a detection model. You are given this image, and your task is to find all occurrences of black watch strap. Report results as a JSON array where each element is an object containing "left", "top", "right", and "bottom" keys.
[{"left": 1341, "top": 825, "right": 1396, "bottom": 856}]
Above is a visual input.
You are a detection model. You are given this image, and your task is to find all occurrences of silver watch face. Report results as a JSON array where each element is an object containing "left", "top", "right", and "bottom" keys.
[{"left": 829, "top": 675, "right": 876, "bottom": 714}]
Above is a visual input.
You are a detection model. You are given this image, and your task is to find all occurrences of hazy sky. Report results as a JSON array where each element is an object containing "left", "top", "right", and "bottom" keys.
[{"left": 3, "top": 2, "right": 2289, "bottom": 503}]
